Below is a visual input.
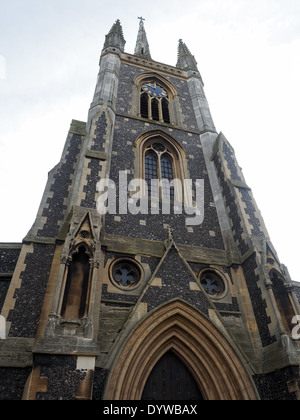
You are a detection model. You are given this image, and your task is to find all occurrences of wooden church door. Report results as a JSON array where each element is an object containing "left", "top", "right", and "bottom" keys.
[{"left": 142, "top": 351, "right": 203, "bottom": 400}]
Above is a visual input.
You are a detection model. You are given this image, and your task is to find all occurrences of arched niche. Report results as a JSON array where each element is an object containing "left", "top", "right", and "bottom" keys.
[
  {"left": 270, "top": 269, "right": 296, "bottom": 334},
  {"left": 61, "top": 243, "right": 92, "bottom": 320}
]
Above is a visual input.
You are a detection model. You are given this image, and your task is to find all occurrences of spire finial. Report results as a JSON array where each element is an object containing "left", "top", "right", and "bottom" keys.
[
  {"left": 164, "top": 225, "right": 175, "bottom": 249},
  {"left": 167, "top": 225, "right": 174, "bottom": 240},
  {"left": 134, "top": 17, "right": 152, "bottom": 60}
]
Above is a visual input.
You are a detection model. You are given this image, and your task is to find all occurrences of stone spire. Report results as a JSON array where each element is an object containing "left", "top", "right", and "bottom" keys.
[
  {"left": 134, "top": 17, "right": 152, "bottom": 60},
  {"left": 176, "top": 39, "right": 199, "bottom": 72},
  {"left": 103, "top": 19, "right": 126, "bottom": 52}
]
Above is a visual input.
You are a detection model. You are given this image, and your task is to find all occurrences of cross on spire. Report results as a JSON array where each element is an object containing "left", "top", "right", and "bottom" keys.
[{"left": 134, "top": 17, "right": 152, "bottom": 59}]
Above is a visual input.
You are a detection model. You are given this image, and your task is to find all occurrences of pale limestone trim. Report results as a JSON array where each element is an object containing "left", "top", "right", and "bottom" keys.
[{"left": 2, "top": 244, "right": 34, "bottom": 334}]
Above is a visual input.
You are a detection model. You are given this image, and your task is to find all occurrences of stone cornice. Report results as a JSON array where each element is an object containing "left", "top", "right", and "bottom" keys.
[{"left": 121, "top": 52, "right": 190, "bottom": 79}]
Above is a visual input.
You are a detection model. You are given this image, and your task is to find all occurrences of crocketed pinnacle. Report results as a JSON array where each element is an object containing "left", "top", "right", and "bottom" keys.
[
  {"left": 103, "top": 19, "right": 126, "bottom": 52},
  {"left": 176, "top": 39, "right": 198, "bottom": 72}
]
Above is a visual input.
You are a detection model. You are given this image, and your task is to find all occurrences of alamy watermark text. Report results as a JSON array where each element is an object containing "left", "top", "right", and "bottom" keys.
[
  {"left": 292, "top": 315, "right": 300, "bottom": 340},
  {"left": 96, "top": 171, "right": 204, "bottom": 226}
]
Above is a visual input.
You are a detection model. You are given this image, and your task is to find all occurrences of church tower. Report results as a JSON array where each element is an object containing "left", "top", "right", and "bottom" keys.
[{"left": 1, "top": 18, "right": 300, "bottom": 400}]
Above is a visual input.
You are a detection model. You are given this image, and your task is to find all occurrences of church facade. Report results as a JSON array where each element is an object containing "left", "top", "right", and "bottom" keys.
[{"left": 1, "top": 19, "right": 300, "bottom": 400}]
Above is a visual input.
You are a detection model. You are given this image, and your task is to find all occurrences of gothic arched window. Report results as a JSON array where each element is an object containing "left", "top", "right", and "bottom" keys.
[
  {"left": 135, "top": 132, "right": 190, "bottom": 205},
  {"left": 140, "top": 81, "right": 171, "bottom": 124},
  {"left": 144, "top": 140, "right": 177, "bottom": 201}
]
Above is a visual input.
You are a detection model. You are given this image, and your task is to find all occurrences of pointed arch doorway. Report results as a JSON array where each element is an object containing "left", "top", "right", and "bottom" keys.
[
  {"left": 142, "top": 350, "right": 203, "bottom": 400},
  {"left": 104, "top": 300, "right": 258, "bottom": 400}
]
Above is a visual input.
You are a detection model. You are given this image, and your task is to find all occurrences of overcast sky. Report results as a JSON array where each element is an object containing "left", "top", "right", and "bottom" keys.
[{"left": 0, "top": 0, "right": 299, "bottom": 281}]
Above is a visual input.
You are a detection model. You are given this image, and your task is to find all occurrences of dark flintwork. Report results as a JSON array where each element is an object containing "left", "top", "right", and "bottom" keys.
[
  {"left": 0, "top": 247, "right": 21, "bottom": 273},
  {"left": 38, "top": 134, "right": 83, "bottom": 238},
  {"left": 105, "top": 114, "right": 225, "bottom": 250},
  {"left": 35, "top": 355, "right": 87, "bottom": 400},
  {"left": 91, "top": 113, "right": 107, "bottom": 153},
  {"left": 253, "top": 366, "right": 300, "bottom": 401},
  {"left": 214, "top": 152, "right": 249, "bottom": 256},
  {"left": 142, "top": 247, "right": 211, "bottom": 316},
  {"left": 7, "top": 244, "right": 55, "bottom": 338},
  {"left": 243, "top": 254, "right": 276, "bottom": 347},
  {"left": 80, "top": 158, "right": 102, "bottom": 209},
  {"left": 0, "top": 368, "right": 31, "bottom": 401}
]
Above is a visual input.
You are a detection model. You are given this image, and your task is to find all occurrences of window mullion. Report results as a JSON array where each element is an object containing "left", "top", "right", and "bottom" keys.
[
  {"left": 148, "top": 95, "right": 152, "bottom": 120},
  {"left": 158, "top": 99, "right": 163, "bottom": 123},
  {"left": 158, "top": 153, "right": 162, "bottom": 198}
]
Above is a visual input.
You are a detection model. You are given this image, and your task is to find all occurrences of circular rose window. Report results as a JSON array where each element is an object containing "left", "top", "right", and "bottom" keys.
[
  {"left": 200, "top": 270, "right": 225, "bottom": 298},
  {"left": 110, "top": 259, "right": 142, "bottom": 290}
]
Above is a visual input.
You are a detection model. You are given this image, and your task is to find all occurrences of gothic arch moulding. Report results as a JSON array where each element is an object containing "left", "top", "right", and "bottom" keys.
[
  {"left": 132, "top": 72, "right": 182, "bottom": 125},
  {"left": 133, "top": 130, "right": 190, "bottom": 202},
  {"left": 134, "top": 72, "right": 178, "bottom": 99},
  {"left": 104, "top": 300, "right": 259, "bottom": 400}
]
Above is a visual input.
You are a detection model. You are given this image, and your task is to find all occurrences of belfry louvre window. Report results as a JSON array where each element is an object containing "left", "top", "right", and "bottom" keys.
[{"left": 140, "top": 82, "right": 171, "bottom": 124}]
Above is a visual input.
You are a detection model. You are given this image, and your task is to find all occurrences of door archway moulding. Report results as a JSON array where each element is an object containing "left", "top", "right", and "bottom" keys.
[{"left": 104, "top": 300, "right": 258, "bottom": 400}]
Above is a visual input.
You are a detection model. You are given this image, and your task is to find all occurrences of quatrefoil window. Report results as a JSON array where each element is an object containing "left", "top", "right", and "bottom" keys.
[
  {"left": 110, "top": 259, "right": 142, "bottom": 290},
  {"left": 200, "top": 271, "right": 225, "bottom": 298}
]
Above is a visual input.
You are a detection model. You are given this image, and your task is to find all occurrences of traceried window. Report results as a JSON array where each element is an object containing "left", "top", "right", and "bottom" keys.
[
  {"left": 140, "top": 82, "right": 171, "bottom": 124},
  {"left": 135, "top": 131, "right": 190, "bottom": 206},
  {"left": 200, "top": 270, "right": 226, "bottom": 298},
  {"left": 144, "top": 141, "right": 175, "bottom": 200},
  {"left": 109, "top": 258, "right": 143, "bottom": 290}
]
